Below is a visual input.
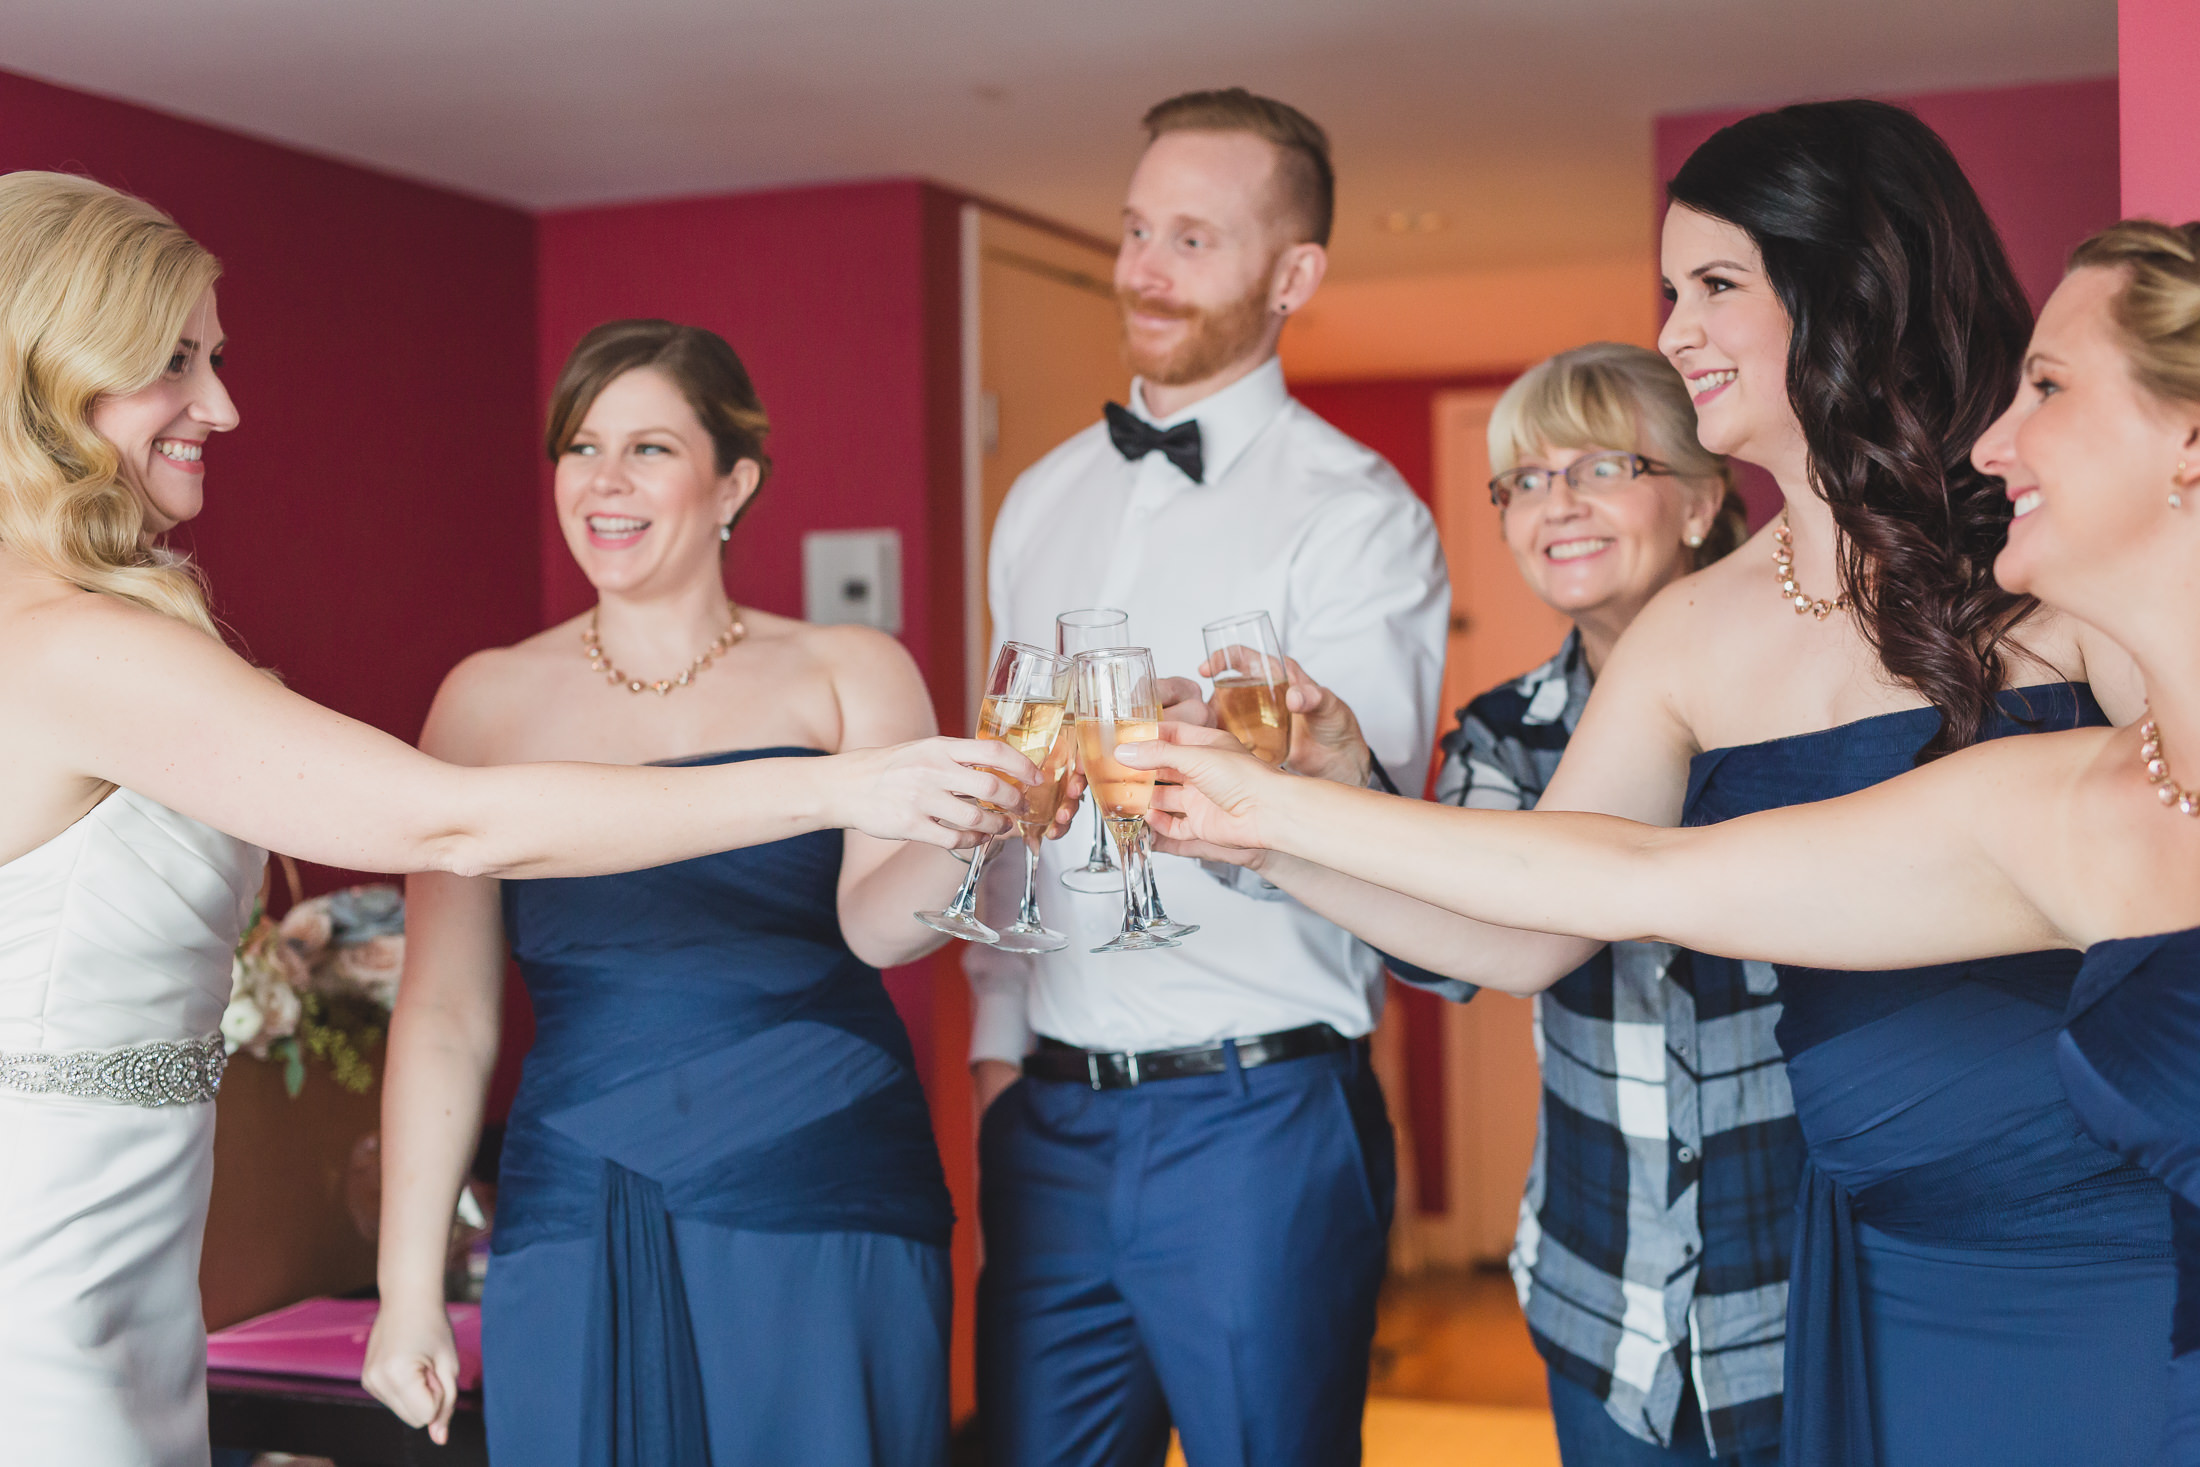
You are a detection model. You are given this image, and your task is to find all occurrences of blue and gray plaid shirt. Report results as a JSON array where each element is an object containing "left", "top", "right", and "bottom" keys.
[{"left": 1388, "top": 631, "right": 1803, "bottom": 1456}]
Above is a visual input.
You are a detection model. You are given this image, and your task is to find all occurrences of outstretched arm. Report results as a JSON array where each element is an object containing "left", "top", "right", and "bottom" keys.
[
  {"left": 1129, "top": 725, "right": 2071, "bottom": 974},
  {"left": 25, "top": 593, "right": 1031, "bottom": 876}
]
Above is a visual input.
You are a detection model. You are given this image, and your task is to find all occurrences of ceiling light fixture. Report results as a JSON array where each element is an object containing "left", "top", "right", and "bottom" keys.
[{"left": 1380, "top": 210, "right": 1446, "bottom": 235}]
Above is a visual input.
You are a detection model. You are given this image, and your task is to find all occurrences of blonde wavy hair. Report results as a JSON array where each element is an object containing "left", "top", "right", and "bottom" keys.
[
  {"left": 2069, "top": 218, "right": 2200, "bottom": 410},
  {"left": 0, "top": 171, "right": 223, "bottom": 635},
  {"left": 1488, "top": 341, "right": 1748, "bottom": 570}
]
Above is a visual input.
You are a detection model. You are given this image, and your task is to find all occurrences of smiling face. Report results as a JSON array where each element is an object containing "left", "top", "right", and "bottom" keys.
[
  {"left": 1658, "top": 205, "right": 1809, "bottom": 482},
  {"left": 1501, "top": 442, "right": 1718, "bottom": 629},
  {"left": 553, "top": 367, "right": 760, "bottom": 598},
  {"left": 1974, "top": 265, "right": 2200, "bottom": 610},
  {"left": 87, "top": 285, "right": 238, "bottom": 535},
  {"left": 1116, "top": 129, "right": 1316, "bottom": 388}
]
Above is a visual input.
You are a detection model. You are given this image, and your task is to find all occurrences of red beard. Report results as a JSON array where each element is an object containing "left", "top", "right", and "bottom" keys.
[{"left": 1117, "top": 275, "right": 1273, "bottom": 387}]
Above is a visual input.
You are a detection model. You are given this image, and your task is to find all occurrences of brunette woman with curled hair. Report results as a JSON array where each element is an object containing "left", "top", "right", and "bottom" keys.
[{"left": 1149, "top": 102, "right": 2171, "bottom": 1466}]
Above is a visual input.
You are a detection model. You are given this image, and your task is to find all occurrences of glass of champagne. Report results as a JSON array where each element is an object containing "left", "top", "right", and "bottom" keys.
[
  {"left": 915, "top": 641, "right": 1071, "bottom": 945},
  {"left": 1056, "top": 608, "right": 1132, "bottom": 894},
  {"left": 1202, "top": 610, "right": 1290, "bottom": 767},
  {"left": 992, "top": 714, "right": 1077, "bottom": 953},
  {"left": 1073, "top": 647, "right": 1181, "bottom": 954}
]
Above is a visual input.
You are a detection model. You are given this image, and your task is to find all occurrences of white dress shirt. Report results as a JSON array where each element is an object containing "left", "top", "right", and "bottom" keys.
[{"left": 967, "top": 355, "right": 1451, "bottom": 1062}]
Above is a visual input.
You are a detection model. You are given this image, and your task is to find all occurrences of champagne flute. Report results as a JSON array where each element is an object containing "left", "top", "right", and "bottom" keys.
[
  {"left": 1202, "top": 610, "right": 1290, "bottom": 767},
  {"left": 1056, "top": 608, "right": 1132, "bottom": 894},
  {"left": 915, "top": 641, "right": 1072, "bottom": 944},
  {"left": 1073, "top": 647, "right": 1181, "bottom": 954},
  {"left": 992, "top": 715, "right": 1077, "bottom": 953}
]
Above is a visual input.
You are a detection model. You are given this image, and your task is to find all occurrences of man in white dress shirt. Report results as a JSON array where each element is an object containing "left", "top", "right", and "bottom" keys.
[{"left": 969, "top": 90, "right": 1450, "bottom": 1466}]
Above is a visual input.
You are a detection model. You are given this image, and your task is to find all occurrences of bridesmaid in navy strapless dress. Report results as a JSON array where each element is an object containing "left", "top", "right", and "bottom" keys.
[
  {"left": 1684, "top": 686, "right": 2175, "bottom": 1467},
  {"left": 482, "top": 748, "right": 955, "bottom": 1467},
  {"left": 2061, "top": 928, "right": 2200, "bottom": 1464}
]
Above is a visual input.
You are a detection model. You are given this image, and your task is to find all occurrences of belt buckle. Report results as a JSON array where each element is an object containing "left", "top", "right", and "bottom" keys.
[{"left": 1087, "top": 1050, "right": 1142, "bottom": 1089}]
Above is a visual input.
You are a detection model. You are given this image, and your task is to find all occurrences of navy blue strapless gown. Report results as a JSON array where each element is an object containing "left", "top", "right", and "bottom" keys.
[
  {"left": 1685, "top": 687, "right": 2174, "bottom": 1467},
  {"left": 483, "top": 749, "right": 954, "bottom": 1467},
  {"left": 2062, "top": 925, "right": 2200, "bottom": 1465}
]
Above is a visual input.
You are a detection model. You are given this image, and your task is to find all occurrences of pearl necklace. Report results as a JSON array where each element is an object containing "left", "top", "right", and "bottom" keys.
[
  {"left": 2140, "top": 715, "right": 2200, "bottom": 817},
  {"left": 582, "top": 607, "right": 746, "bottom": 696},
  {"left": 1772, "top": 512, "right": 1852, "bottom": 620}
]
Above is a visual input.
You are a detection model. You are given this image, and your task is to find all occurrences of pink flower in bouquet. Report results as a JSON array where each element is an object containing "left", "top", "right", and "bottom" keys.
[
  {"left": 258, "top": 976, "right": 303, "bottom": 1043},
  {"left": 279, "top": 899, "right": 334, "bottom": 966},
  {"left": 329, "top": 934, "right": 404, "bottom": 1008}
]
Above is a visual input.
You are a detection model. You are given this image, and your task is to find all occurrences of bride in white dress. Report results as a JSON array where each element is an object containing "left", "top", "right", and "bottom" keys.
[{"left": 0, "top": 171, "right": 1035, "bottom": 1467}]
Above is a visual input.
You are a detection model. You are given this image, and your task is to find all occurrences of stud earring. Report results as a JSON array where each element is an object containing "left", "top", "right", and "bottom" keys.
[
  {"left": 720, "top": 522, "right": 733, "bottom": 542},
  {"left": 1684, "top": 531, "right": 1706, "bottom": 548}
]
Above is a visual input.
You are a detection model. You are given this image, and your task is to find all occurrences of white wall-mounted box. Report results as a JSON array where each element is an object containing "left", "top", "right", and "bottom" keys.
[{"left": 801, "top": 528, "right": 902, "bottom": 634}]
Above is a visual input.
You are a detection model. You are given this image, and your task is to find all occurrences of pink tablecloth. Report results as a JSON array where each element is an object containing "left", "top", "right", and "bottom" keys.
[{"left": 207, "top": 1298, "right": 483, "bottom": 1390}]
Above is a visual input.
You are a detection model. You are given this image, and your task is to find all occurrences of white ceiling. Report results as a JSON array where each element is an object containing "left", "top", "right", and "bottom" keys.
[{"left": 3, "top": 0, "right": 2114, "bottom": 278}]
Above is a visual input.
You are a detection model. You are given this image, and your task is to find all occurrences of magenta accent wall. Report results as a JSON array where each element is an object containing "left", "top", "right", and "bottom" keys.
[{"left": 2121, "top": 0, "right": 2200, "bottom": 220}]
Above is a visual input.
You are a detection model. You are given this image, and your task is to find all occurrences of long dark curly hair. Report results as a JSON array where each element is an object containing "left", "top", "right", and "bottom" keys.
[{"left": 1668, "top": 100, "right": 2037, "bottom": 759}]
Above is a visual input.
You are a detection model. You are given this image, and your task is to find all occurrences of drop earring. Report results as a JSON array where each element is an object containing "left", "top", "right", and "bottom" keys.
[
  {"left": 720, "top": 522, "right": 733, "bottom": 542},
  {"left": 2175, "top": 462, "right": 2190, "bottom": 511}
]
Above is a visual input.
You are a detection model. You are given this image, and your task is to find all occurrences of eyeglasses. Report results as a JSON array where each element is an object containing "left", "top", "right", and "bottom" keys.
[{"left": 1488, "top": 451, "right": 1671, "bottom": 511}]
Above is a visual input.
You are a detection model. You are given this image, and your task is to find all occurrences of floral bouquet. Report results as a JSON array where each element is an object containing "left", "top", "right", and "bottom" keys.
[{"left": 224, "top": 875, "right": 404, "bottom": 1097}]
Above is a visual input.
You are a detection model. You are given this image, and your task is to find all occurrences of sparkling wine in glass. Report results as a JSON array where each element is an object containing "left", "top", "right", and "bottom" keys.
[
  {"left": 1202, "top": 610, "right": 1290, "bottom": 767},
  {"left": 1073, "top": 647, "right": 1181, "bottom": 954},
  {"left": 915, "top": 641, "right": 1071, "bottom": 945},
  {"left": 992, "top": 717, "right": 1079, "bottom": 953},
  {"left": 1056, "top": 608, "right": 1133, "bottom": 895}
]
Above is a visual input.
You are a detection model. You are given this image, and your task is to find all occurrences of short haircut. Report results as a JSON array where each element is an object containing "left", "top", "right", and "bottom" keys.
[
  {"left": 545, "top": 319, "right": 773, "bottom": 520},
  {"left": 1142, "top": 88, "right": 1334, "bottom": 248},
  {"left": 1489, "top": 341, "right": 1748, "bottom": 571}
]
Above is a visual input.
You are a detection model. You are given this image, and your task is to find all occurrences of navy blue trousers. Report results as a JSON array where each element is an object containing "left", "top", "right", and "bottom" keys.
[{"left": 977, "top": 1044, "right": 1394, "bottom": 1467}]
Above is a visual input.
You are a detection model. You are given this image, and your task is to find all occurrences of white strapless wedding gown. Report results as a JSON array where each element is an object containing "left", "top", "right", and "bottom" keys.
[{"left": 0, "top": 789, "right": 263, "bottom": 1467}]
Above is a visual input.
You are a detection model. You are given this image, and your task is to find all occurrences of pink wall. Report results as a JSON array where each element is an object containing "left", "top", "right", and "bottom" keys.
[
  {"left": 0, "top": 68, "right": 542, "bottom": 812},
  {"left": 1657, "top": 79, "right": 2120, "bottom": 314},
  {"left": 2121, "top": 0, "right": 2200, "bottom": 220}
]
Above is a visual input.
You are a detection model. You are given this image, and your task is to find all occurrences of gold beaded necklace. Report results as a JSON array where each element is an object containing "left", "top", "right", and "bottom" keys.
[
  {"left": 2139, "top": 715, "right": 2200, "bottom": 818},
  {"left": 582, "top": 607, "right": 746, "bottom": 696},
  {"left": 1772, "top": 511, "right": 1852, "bottom": 620}
]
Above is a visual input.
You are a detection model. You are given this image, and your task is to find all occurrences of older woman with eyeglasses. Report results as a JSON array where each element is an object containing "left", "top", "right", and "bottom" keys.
[{"left": 1225, "top": 342, "right": 1783, "bottom": 1465}]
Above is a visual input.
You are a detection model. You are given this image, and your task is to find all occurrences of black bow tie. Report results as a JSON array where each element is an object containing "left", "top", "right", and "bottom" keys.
[{"left": 1105, "top": 401, "right": 1204, "bottom": 484}]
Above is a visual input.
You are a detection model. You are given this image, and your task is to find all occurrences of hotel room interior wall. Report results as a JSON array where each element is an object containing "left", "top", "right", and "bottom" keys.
[
  {"left": 534, "top": 178, "right": 985, "bottom": 1413},
  {"left": 2122, "top": 0, "right": 2200, "bottom": 219},
  {"left": 0, "top": 67, "right": 543, "bottom": 871}
]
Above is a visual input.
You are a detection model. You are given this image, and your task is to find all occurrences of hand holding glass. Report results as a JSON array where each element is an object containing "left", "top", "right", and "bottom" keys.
[
  {"left": 915, "top": 642, "right": 1071, "bottom": 945},
  {"left": 1201, "top": 610, "right": 1290, "bottom": 767}
]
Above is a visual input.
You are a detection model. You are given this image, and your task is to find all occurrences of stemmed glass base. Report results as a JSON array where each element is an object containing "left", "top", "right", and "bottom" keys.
[
  {"left": 1060, "top": 812, "right": 1120, "bottom": 894},
  {"left": 1092, "top": 816, "right": 1181, "bottom": 954},
  {"left": 1137, "top": 828, "right": 1198, "bottom": 939},
  {"left": 917, "top": 835, "right": 1004, "bottom": 945},
  {"left": 994, "top": 836, "right": 1069, "bottom": 953}
]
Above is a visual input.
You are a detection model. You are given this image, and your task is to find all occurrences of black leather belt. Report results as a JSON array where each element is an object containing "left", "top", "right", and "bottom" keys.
[{"left": 1024, "top": 1022, "right": 1357, "bottom": 1090}]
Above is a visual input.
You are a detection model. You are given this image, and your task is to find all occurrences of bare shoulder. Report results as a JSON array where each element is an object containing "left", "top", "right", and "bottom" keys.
[
  {"left": 745, "top": 613, "right": 933, "bottom": 746},
  {"left": 1604, "top": 547, "right": 1759, "bottom": 693},
  {"left": 420, "top": 613, "right": 587, "bottom": 762}
]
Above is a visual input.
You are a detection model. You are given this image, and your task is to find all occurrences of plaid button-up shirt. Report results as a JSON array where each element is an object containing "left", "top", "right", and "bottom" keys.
[{"left": 1388, "top": 632, "right": 1803, "bottom": 1455}]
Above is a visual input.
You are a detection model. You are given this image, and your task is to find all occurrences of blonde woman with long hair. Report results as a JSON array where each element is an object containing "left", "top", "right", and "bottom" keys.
[{"left": 0, "top": 172, "right": 1030, "bottom": 1467}]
